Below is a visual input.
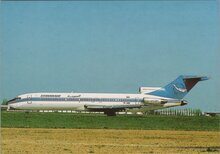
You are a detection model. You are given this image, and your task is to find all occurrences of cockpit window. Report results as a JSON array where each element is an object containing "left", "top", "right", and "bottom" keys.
[{"left": 7, "top": 97, "right": 21, "bottom": 104}]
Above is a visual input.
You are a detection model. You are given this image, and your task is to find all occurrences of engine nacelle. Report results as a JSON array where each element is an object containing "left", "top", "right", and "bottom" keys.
[{"left": 143, "top": 98, "right": 168, "bottom": 105}]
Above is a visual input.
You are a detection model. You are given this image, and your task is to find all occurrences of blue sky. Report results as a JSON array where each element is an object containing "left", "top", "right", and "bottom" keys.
[{"left": 1, "top": 1, "right": 219, "bottom": 111}]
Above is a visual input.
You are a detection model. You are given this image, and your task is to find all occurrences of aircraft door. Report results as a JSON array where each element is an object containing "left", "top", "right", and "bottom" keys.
[
  {"left": 27, "top": 95, "right": 32, "bottom": 104},
  {"left": 135, "top": 97, "right": 139, "bottom": 105}
]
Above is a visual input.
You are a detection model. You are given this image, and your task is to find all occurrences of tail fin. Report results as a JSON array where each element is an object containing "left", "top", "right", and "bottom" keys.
[{"left": 149, "top": 75, "right": 209, "bottom": 99}]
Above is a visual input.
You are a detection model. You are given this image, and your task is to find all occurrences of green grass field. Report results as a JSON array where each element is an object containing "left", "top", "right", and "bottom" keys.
[{"left": 1, "top": 111, "right": 220, "bottom": 131}]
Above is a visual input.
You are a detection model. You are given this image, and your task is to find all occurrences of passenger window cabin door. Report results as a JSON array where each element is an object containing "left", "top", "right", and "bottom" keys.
[{"left": 27, "top": 95, "right": 32, "bottom": 104}]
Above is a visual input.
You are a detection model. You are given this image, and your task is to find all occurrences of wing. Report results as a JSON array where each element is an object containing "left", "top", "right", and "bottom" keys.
[{"left": 84, "top": 104, "right": 141, "bottom": 112}]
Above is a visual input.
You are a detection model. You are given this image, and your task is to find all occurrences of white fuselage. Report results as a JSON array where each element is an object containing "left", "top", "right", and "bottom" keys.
[{"left": 8, "top": 92, "right": 185, "bottom": 112}]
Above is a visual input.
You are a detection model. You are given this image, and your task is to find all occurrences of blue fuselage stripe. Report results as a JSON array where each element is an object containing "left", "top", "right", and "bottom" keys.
[{"left": 14, "top": 97, "right": 143, "bottom": 103}]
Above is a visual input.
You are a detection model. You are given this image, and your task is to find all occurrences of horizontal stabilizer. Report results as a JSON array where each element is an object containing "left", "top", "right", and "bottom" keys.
[{"left": 139, "top": 87, "right": 162, "bottom": 93}]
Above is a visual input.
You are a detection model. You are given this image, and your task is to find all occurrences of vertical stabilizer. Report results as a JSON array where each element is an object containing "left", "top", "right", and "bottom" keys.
[{"left": 148, "top": 75, "right": 209, "bottom": 99}]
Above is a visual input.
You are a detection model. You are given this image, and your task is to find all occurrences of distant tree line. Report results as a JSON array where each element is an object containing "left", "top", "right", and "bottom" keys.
[
  {"left": 146, "top": 108, "right": 202, "bottom": 116},
  {"left": 1, "top": 99, "right": 8, "bottom": 105}
]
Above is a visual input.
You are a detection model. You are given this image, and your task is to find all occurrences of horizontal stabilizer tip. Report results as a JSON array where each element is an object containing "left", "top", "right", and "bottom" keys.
[{"left": 182, "top": 75, "right": 209, "bottom": 81}]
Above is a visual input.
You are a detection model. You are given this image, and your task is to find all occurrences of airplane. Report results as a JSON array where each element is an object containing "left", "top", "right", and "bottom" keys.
[{"left": 7, "top": 75, "right": 209, "bottom": 116}]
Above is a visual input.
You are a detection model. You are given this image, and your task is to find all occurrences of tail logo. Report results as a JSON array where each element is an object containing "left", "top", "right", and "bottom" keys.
[{"left": 173, "top": 84, "right": 187, "bottom": 93}]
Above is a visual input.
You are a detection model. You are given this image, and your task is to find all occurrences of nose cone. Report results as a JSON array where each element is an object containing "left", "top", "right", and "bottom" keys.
[
  {"left": 181, "top": 100, "right": 188, "bottom": 106},
  {"left": 8, "top": 102, "right": 21, "bottom": 109},
  {"left": 7, "top": 97, "right": 22, "bottom": 109}
]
